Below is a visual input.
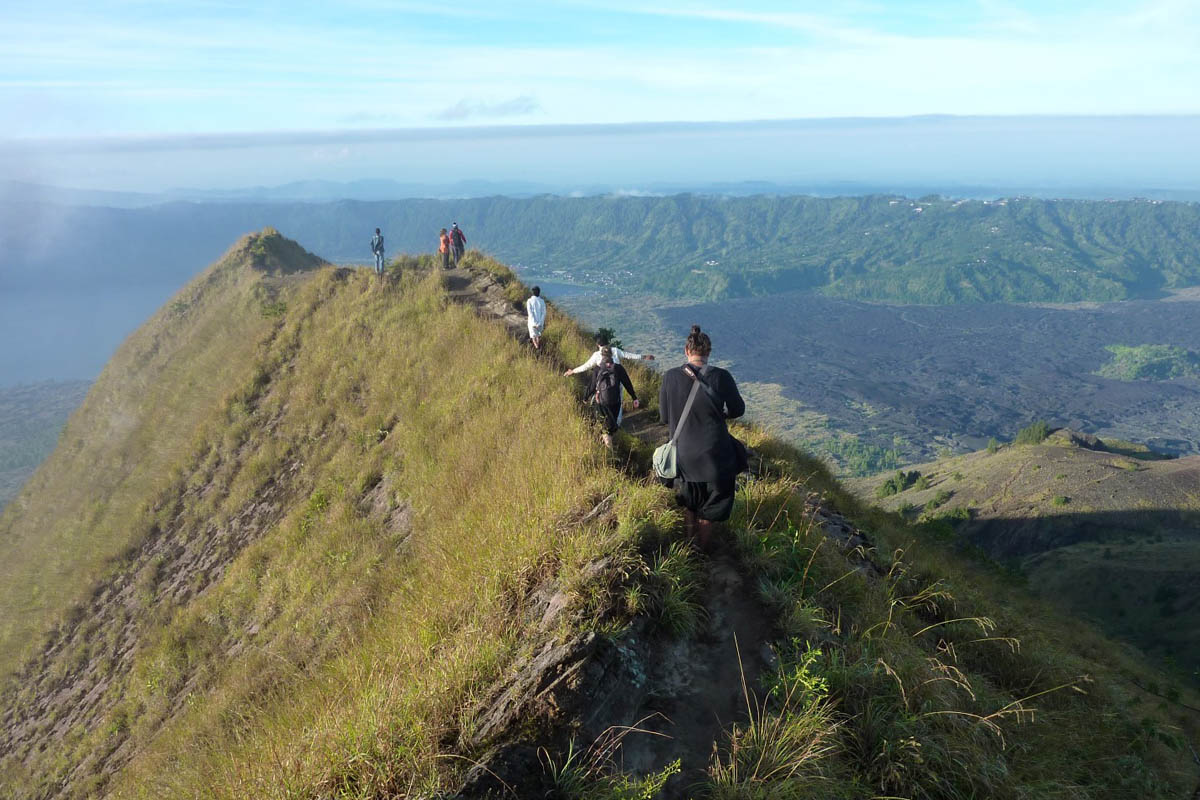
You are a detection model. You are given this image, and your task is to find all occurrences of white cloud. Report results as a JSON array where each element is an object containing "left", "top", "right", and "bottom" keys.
[
  {"left": 433, "top": 95, "right": 542, "bottom": 121},
  {"left": 0, "top": 0, "right": 1198, "bottom": 138}
]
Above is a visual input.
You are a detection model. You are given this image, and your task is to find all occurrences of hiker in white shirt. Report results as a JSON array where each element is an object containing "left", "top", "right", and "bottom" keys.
[
  {"left": 526, "top": 286, "right": 547, "bottom": 349},
  {"left": 563, "top": 333, "right": 656, "bottom": 376}
]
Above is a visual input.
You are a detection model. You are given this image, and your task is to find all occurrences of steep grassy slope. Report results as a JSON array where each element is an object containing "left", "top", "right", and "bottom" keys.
[
  {"left": 0, "top": 231, "right": 323, "bottom": 680},
  {"left": 850, "top": 430, "right": 1200, "bottom": 673},
  {"left": 2, "top": 237, "right": 1199, "bottom": 799}
]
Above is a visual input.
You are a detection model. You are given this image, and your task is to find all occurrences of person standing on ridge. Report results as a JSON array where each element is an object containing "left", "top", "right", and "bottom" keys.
[
  {"left": 526, "top": 286, "right": 547, "bottom": 350},
  {"left": 563, "top": 333, "right": 655, "bottom": 426},
  {"left": 590, "top": 346, "right": 638, "bottom": 449},
  {"left": 450, "top": 222, "right": 466, "bottom": 265},
  {"left": 439, "top": 228, "right": 451, "bottom": 270},
  {"left": 371, "top": 227, "right": 385, "bottom": 277},
  {"left": 658, "top": 325, "right": 746, "bottom": 551}
]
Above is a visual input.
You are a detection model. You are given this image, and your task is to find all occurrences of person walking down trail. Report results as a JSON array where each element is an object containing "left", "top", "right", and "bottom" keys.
[
  {"left": 439, "top": 228, "right": 452, "bottom": 270},
  {"left": 563, "top": 334, "right": 655, "bottom": 425},
  {"left": 371, "top": 228, "right": 385, "bottom": 277},
  {"left": 658, "top": 325, "right": 746, "bottom": 551},
  {"left": 563, "top": 333, "right": 655, "bottom": 375},
  {"left": 450, "top": 222, "right": 466, "bottom": 265},
  {"left": 589, "top": 347, "right": 638, "bottom": 449},
  {"left": 526, "top": 286, "right": 547, "bottom": 350}
]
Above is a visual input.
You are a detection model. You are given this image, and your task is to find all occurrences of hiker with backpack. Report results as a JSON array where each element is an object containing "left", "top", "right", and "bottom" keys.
[
  {"left": 371, "top": 228, "right": 385, "bottom": 276},
  {"left": 656, "top": 325, "right": 746, "bottom": 550},
  {"left": 439, "top": 228, "right": 451, "bottom": 270},
  {"left": 526, "top": 286, "right": 547, "bottom": 350},
  {"left": 563, "top": 333, "right": 655, "bottom": 425},
  {"left": 450, "top": 223, "right": 466, "bottom": 265},
  {"left": 588, "top": 346, "right": 639, "bottom": 448}
]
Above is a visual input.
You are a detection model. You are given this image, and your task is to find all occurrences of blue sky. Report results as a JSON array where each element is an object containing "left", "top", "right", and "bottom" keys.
[
  {"left": 1, "top": 1, "right": 1197, "bottom": 193},
  {"left": 2, "top": 0, "right": 1198, "bottom": 138}
]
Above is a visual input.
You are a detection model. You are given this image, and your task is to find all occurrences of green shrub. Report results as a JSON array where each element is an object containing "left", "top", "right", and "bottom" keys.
[
  {"left": 927, "top": 489, "right": 952, "bottom": 510},
  {"left": 1014, "top": 421, "right": 1050, "bottom": 445},
  {"left": 875, "top": 470, "right": 922, "bottom": 498}
]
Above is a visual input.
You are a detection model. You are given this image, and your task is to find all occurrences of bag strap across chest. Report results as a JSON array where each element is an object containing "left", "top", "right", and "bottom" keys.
[{"left": 670, "top": 375, "right": 702, "bottom": 444}]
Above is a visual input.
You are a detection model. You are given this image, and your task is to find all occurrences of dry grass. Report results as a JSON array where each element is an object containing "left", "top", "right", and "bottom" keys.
[{"left": 2, "top": 235, "right": 1198, "bottom": 800}]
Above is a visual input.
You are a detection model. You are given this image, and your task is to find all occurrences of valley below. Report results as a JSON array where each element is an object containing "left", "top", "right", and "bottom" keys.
[{"left": 551, "top": 285, "right": 1200, "bottom": 473}]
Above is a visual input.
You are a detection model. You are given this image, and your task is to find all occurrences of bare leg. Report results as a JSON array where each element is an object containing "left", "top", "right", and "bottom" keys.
[
  {"left": 683, "top": 508, "right": 698, "bottom": 542},
  {"left": 695, "top": 519, "right": 714, "bottom": 552}
]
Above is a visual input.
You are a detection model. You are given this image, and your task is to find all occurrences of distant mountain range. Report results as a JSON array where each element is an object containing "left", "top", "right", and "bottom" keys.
[
  {"left": 8, "top": 177, "right": 1200, "bottom": 209},
  {"left": 5, "top": 191, "right": 1200, "bottom": 385},
  {"left": 7, "top": 193, "right": 1200, "bottom": 304}
]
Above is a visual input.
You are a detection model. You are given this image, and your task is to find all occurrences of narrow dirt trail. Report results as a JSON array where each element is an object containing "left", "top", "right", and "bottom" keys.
[
  {"left": 443, "top": 264, "right": 880, "bottom": 796},
  {"left": 441, "top": 265, "right": 783, "bottom": 793}
]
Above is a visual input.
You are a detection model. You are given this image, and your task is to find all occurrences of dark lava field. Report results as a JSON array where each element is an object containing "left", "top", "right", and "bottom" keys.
[{"left": 657, "top": 292, "right": 1200, "bottom": 462}]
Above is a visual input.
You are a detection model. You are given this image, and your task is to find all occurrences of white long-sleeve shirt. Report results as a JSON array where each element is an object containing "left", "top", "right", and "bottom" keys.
[
  {"left": 526, "top": 295, "right": 546, "bottom": 326},
  {"left": 567, "top": 346, "right": 645, "bottom": 374}
]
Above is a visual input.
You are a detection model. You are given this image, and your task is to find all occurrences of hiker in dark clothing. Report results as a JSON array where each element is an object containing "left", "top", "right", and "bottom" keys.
[
  {"left": 450, "top": 222, "right": 466, "bottom": 264},
  {"left": 590, "top": 346, "right": 639, "bottom": 449},
  {"left": 658, "top": 325, "right": 746, "bottom": 549},
  {"left": 371, "top": 228, "right": 385, "bottom": 276}
]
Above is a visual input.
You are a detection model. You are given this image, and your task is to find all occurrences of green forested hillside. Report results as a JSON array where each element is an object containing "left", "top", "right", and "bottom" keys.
[
  {"left": 10, "top": 194, "right": 1200, "bottom": 306},
  {"left": 2, "top": 234, "right": 1198, "bottom": 799}
]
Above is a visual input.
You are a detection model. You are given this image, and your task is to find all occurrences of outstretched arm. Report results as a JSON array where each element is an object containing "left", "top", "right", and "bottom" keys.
[{"left": 563, "top": 351, "right": 598, "bottom": 376}]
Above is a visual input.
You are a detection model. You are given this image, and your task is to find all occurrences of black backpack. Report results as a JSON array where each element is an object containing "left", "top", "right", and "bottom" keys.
[{"left": 592, "top": 362, "right": 622, "bottom": 406}]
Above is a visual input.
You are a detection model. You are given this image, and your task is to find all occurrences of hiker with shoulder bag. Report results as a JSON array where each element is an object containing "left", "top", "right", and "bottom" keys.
[
  {"left": 654, "top": 325, "right": 746, "bottom": 550},
  {"left": 588, "top": 346, "right": 638, "bottom": 449}
]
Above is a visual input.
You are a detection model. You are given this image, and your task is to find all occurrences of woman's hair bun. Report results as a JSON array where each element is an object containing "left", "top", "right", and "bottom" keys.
[{"left": 690, "top": 324, "right": 702, "bottom": 335}]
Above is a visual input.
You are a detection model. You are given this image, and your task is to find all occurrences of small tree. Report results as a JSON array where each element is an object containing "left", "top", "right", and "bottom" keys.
[
  {"left": 1014, "top": 421, "right": 1050, "bottom": 445},
  {"left": 595, "top": 327, "right": 623, "bottom": 349}
]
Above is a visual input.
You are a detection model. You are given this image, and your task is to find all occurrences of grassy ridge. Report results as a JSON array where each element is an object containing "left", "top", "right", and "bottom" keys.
[
  {"left": 850, "top": 431, "right": 1200, "bottom": 678},
  {"left": 105, "top": 262, "right": 658, "bottom": 798},
  {"left": 0, "top": 233, "right": 316, "bottom": 680},
  {"left": 2, "top": 237, "right": 1197, "bottom": 799}
]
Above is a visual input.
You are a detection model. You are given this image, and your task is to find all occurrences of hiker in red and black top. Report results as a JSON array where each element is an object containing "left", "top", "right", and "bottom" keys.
[
  {"left": 450, "top": 222, "right": 466, "bottom": 265},
  {"left": 588, "top": 346, "right": 638, "bottom": 449},
  {"left": 438, "top": 228, "right": 451, "bottom": 269}
]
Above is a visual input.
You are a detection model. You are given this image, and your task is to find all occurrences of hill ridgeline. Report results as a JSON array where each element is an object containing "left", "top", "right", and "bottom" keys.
[
  {"left": 9, "top": 194, "right": 1200, "bottom": 306},
  {"left": 1, "top": 231, "right": 1197, "bottom": 799}
]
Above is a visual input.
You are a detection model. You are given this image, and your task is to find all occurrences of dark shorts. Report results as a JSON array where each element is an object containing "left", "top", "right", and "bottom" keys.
[
  {"left": 673, "top": 474, "right": 737, "bottom": 522},
  {"left": 596, "top": 402, "right": 621, "bottom": 434}
]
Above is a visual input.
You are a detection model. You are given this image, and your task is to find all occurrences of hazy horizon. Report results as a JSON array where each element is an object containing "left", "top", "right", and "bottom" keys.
[{"left": 4, "top": 115, "right": 1199, "bottom": 199}]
